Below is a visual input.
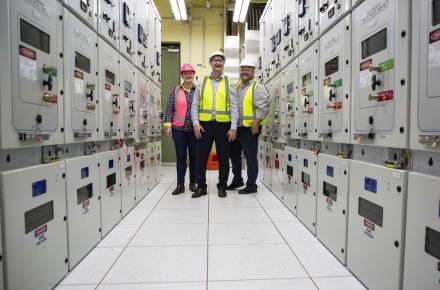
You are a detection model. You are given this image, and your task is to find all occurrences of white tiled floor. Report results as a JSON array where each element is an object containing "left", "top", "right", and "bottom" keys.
[{"left": 56, "top": 166, "right": 366, "bottom": 290}]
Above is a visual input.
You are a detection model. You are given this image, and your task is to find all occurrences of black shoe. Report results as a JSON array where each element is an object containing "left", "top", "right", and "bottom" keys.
[
  {"left": 189, "top": 183, "right": 198, "bottom": 192},
  {"left": 226, "top": 180, "right": 245, "bottom": 190},
  {"left": 239, "top": 187, "right": 257, "bottom": 194},
  {"left": 218, "top": 188, "right": 227, "bottom": 198},
  {"left": 192, "top": 188, "right": 207, "bottom": 198},
  {"left": 172, "top": 184, "right": 185, "bottom": 195}
]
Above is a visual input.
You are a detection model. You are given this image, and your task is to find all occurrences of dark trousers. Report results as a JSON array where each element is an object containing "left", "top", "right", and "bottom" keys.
[
  {"left": 229, "top": 126, "right": 260, "bottom": 190},
  {"left": 195, "top": 121, "right": 231, "bottom": 189},
  {"left": 172, "top": 128, "right": 196, "bottom": 185}
]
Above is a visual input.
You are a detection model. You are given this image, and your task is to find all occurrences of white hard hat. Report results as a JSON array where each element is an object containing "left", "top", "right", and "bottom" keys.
[
  {"left": 240, "top": 57, "right": 256, "bottom": 68},
  {"left": 209, "top": 50, "right": 226, "bottom": 62}
]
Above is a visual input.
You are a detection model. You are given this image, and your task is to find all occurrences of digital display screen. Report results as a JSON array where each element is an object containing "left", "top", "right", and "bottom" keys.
[
  {"left": 32, "top": 179, "right": 47, "bottom": 197},
  {"left": 77, "top": 183, "right": 93, "bottom": 204},
  {"left": 302, "top": 72, "right": 311, "bottom": 87},
  {"left": 434, "top": 0, "right": 440, "bottom": 26},
  {"left": 358, "top": 197, "right": 383, "bottom": 227},
  {"left": 288, "top": 154, "right": 292, "bottom": 162},
  {"left": 364, "top": 177, "right": 377, "bottom": 193},
  {"left": 325, "top": 56, "right": 339, "bottom": 77},
  {"left": 24, "top": 201, "right": 54, "bottom": 234},
  {"left": 287, "top": 165, "right": 293, "bottom": 177},
  {"left": 106, "top": 173, "right": 116, "bottom": 188},
  {"left": 109, "top": 159, "right": 114, "bottom": 169},
  {"left": 75, "top": 51, "right": 91, "bottom": 73},
  {"left": 303, "top": 158, "right": 309, "bottom": 168},
  {"left": 105, "top": 70, "right": 116, "bottom": 85},
  {"left": 326, "top": 166, "right": 334, "bottom": 177},
  {"left": 125, "top": 81, "right": 132, "bottom": 93},
  {"left": 301, "top": 171, "right": 311, "bottom": 186},
  {"left": 81, "top": 167, "right": 89, "bottom": 179},
  {"left": 125, "top": 166, "right": 133, "bottom": 178},
  {"left": 140, "top": 160, "right": 145, "bottom": 169},
  {"left": 20, "top": 19, "right": 50, "bottom": 54},
  {"left": 425, "top": 227, "right": 440, "bottom": 259},
  {"left": 287, "top": 83, "right": 294, "bottom": 94},
  {"left": 361, "top": 28, "right": 387, "bottom": 59},
  {"left": 323, "top": 181, "right": 337, "bottom": 202}
]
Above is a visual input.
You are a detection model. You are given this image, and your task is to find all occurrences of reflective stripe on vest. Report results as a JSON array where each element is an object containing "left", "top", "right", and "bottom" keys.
[
  {"left": 199, "top": 76, "right": 231, "bottom": 122},
  {"left": 172, "top": 85, "right": 187, "bottom": 127},
  {"left": 235, "top": 80, "right": 268, "bottom": 127}
]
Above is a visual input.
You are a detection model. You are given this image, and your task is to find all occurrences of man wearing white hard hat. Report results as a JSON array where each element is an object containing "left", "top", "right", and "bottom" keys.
[
  {"left": 226, "top": 57, "right": 269, "bottom": 194},
  {"left": 191, "top": 50, "right": 239, "bottom": 198}
]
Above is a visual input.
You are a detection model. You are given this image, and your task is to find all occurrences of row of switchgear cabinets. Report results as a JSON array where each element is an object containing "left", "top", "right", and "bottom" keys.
[
  {"left": 258, "top": 141, "right": 440, "bottom": 290},
  {"left": 258, "top": 0, "right": 440, "bottom": 152},
  {"left": 0, "top": 142, "right": 161, "bottom": 290},
  {"left": 0, "top": 0, "right": 162, "bottom": 149}
]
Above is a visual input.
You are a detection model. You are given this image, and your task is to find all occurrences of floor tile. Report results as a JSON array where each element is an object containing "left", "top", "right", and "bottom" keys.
[
  {"left": 97, "top": 282, "right": 206, "bottom": 290},
  {"left": 146, "top": 184, "right": 171, "bottom": 199},
  {"left": 60, "top": 247, "right": 123, "bottom": 285},
  {"left": 129, "top": 223, "right": 207, "bottom": 246},
  {"left": 208, "top": 278, "right": 317, "bottom": 290},
  {"left": 209, "top": 207, "right": 270, "bottom": 223},
  {"left": 291, "top": 243, "right": 352, "bottom": 277},
  {"left": 120, "top": 207, "right": 154, "bottom": 225},
  {"left": 209, "top": 222, "right": 284, "bottom": 245},
  {"left": 255, "top": 195, "right": 285, "bottom": 208},
  {"left": 157, "top": 195, "right": 208, "bottom": 209},
  {"left": 102, "top": 246, "right": 207, "bottom": 283},
  {"left": 264, "top": 206, "right": 299, "bottom": 222},
  {"left": 98, "top": 225, "right": 140, "bottom": 247},
  {"left": 137, "top": 198, "right": 161, "bottom": 208},
  {"left": 54, "top": 285, "right": 97, "bottom": 290},
  {"left": 209, "top": 194, "right": 261, "bottom": 208},
  {"left": 312, "top": 277, "right": 367, "bottom": 290},
  {"left": 146, "top": 209, "right": 208, "bottom": 224},
  {"left": 275, "top": 222, "right": 318, "bottom": 244},
  {"left": 208, "top": 244, "right": 308, "bottom": 280}
]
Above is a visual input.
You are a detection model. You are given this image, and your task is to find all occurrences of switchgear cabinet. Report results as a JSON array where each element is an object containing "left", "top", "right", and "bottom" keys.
[
  {"left": 403, "top": 172, "right": 440, "bottom": 290},
  {"left": 98, "top": 0, "right": 120, "bottom": 48},
  {"left": 121, "top": 147, "right": 136, "bottom": 216},
  {"left": 297, "top": 0, "right": 319, "bottom": 52},
  {"left": 347, "top": 160, "right": 408, "bottom": 290},
  {"left": 63, "top": 0, "right": 98, "bottom": 29},
  {"left": 297, "top": 149, "right": 318, "bottom": 234},
  {"left": 271, "top": 148, "right": 284, "bottom": 201},
  {"left": 410, "top": 0, "right": 440, "bottom": 152},
  {"left": 65, "top": 155, "right": 101, "bottom": 269},
  {"left": 282, "top": 0, "right": 298, "bottom": 66},
  {"left": 318, "top": 16, "right": 351, "bottom": 144},
  {"left": 134, "top": 0, "right": 148, "bottom": 73},
  {"left": 270, "top": 0, "right": 284, "bottom": 75},
  {"left": 351, "top": 0, "right": 410, "bottom": 148},
  {"left": 120, "top": 57, "right": 136, "bottom": 139},
  {"left": 271, "top": 75, "right": 284, "bottom": 142},
  {"left": 284, "top": 59, "right": 299, "bottom": 140},
  {"left": 263, "top": 142, "right": 273, "bottom": 190},
  {"left": 0, "top": 163, "right": 68, "bottom": 290},
  {"left": 316, "top": 153, "right": 349, "bottom": 264},
  {"left": 135, "top": 146, "right": 149, "bottom": 202},
  {"left": 283, "top": 146, "right": 299, "bottom": 215},
  {"left": 63, "top": 9, "right": 99, "bottom": 143},
  {"left": 298, "top": 43, "right": 319, "bottom": 141},
  {"left": 318, "top": 0, "right": 350, "bottom": 33},
  {"left": 0, "top": 0, "right": 64, "bottom": 149},
  {"left": 119, "top": 0, "right": 135, "bottom": 62},
  {"left": 135, "top": 68, "right": 149, "bottom": 141}
]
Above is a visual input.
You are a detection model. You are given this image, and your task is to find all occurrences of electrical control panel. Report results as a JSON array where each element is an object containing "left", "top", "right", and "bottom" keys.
[
  {"left": 270, "top": 0, "right": 284, "bottom": 75},
  {"left": 63, "top": 9, "right": 99, "bottom": 143},
  {"left": 284, "top": 59, "right": 299, "bottom": 140},
  {"left": 148, "top": 1, "right": 160, "bottom": 80},
  {"left": 261, "top": 82, "right": 272, "bottom": 139},
  {"left": 298, "top": 43, "right": 319, "bottom": 140},
  {"left": 318, "top": 16, "right": 351, "bottom": 144},
  {"left": 297, "top": 149, "right": 318, "bottom": 234},
  {"left": 410, "top": 0, "right": 440, "bottom": 152},
  {"left": 135, "top": 69, "right": 149, "bottom": 141},
  {"left": 98, "top": 39, "right": 122, "bottom": 140},
  {"left": 271, "top": 74, "right": 284, "bottom": 142},
  {"left": 98, "top": 150, "right": 121, "bottom": 237},
  {"left": 154, "top": 8, "right": 162, "bottom": 84},
  {"left": 351, "top": 0, "right": 410, "bottom": 148},
  {"left": 297, "top": 0, "right": 319, "bottom": 52},
  {"left": 98, "top": 0, "right": 119, "bottom": 48},
  {"left": 0, "top": 162, "right": 68, "bottom": 290},
  {"left": 0, "top": 0, "right": 64, "bottom": 149},
  {"left": 316, "top": 153, "right": 349, "bottom": 264},
  {"left": 271, "top": 148, "right": 284, "bottom": 201},
  {"left": 318, "top": 0, "right": 350, "bottom": 33},
  {"left": 283, "top": 146, "right": 299, "bottom": 215},
  {"left": 134, "top": 0, "right": 148, "bottom": 73},
  {"left": 258, "top": 142, "right": 265, "bottom": 183},
  {"left": 120, "top": 57, "right": 136, "bottom": 139},
  {"left": 154, "top": 141, "right": 162, "bottom": 183},
  {"left": 403, "top": 172, "right": 440, "bottom": 290},
  {"left": 119, "top": 0, "right": 135, "bottom": 61},
  {"left": 135, "top": 146, "right": 149, "bottom": 202},
  {"left": 63, "top": 0, "right": 98, "bottom": 29},
  {"left": 121, "top": 146, "right": 136, "bottom": 216},
  {"left": 65, "top": 155, "right": 101, "bottom": 269},
  {"left": 262, "top": 142, "right": 273, "bottom": 189},
  {"left": 146, "top": 142, "right": 155, "bottom": 190},
  {"left": 282, "top": 0, "right": 299, "bottom": 66},
  {"left": 347, "top": 160, "right": 408, "bottom": 290}
]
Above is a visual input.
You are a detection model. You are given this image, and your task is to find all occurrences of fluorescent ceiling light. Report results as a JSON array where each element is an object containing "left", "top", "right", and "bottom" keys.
[
  {"left": 170, "top": 0, "right": 187, "bottom": 21},
  {"left": 170, "top": 0, "right": 181, "bottom": 20},
  {"left": 233, "top": 0, "right": 250, "bottom": 23},
  {"left": 177, "top": 0, "right": 187, "bottom": 20}
]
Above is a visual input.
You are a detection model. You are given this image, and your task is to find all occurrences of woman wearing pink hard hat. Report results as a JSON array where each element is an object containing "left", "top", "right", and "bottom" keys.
[{"left": 163, "top": 63, "right": 198, "bottom": 195}]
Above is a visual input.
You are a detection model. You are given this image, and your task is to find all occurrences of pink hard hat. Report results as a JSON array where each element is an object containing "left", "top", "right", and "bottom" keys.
[{"left": 179, "top": 63, "right": 196, "bottom": 74}]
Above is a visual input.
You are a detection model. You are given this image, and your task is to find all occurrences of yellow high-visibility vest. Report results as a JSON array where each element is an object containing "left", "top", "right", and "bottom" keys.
[
  {"left": 199, "top": 76, "right": 231, "bottom": 122},
  {"left": 236, "top": 80, "right": 268, "bottom": 127}
]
